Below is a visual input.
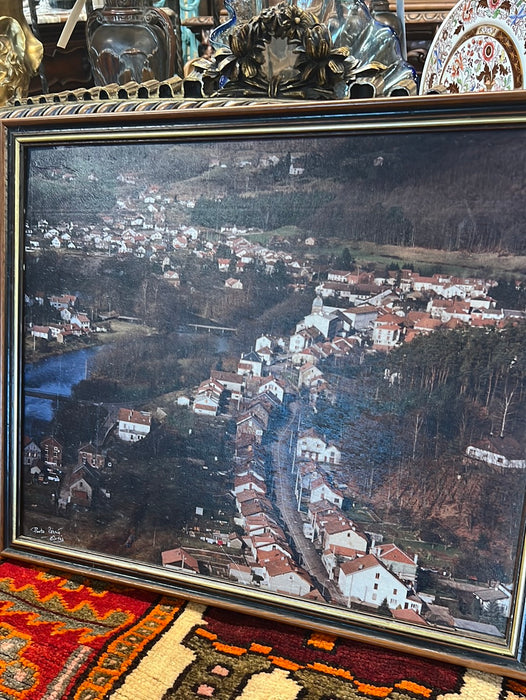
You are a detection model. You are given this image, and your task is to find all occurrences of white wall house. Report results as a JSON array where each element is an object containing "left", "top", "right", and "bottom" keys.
[
  {"left": 298, "top": 363, "right": 325, "bottom": 390},
  {"left": 234, "top": 474, "right": 266, "bottom": 496},
  {"left": 338, "top": 554, "right": 409, "bottom": 610},
  {"left": 255, "top": 334, "right": 273, "bottom": 353},
  {"left": 229, "top": 563, "right": 253, "bottom": 586},
  {"left": 264, "top": 558, "right": 312, "bottom": 597},
  {"left": 342, "top": 305, "right": 378, "bottom": 331},
  {"left": 297, "top": 308, "right": 340, "bottom": 340},
  {"left": 297, "top": 429, "right": 341, "bottom": 465},
  {"left": 473, "top": 584, "right": 512, "bottom": 618},
  {"left": 237, "top": 351, "right": 263, "bottom": 377},
  {"left": 372, "top": 320, "right": 402, "bottom": 351},
  {"left": 258, "top": 376, "right": 285, "bottom": 404},
  {"left": 310, "top": 476, "right": 344, "bottom": 507},
  {"left": 321, "top": 516, "right": 368, "bottom": 555},
  {"left": 193, "top": 394, "right": 219, "bottom": 416},
  {"left": 289, "top": 330, "right": 314, "bottom": 353},
  {"left": 117, "top": 408, "right": 152, "bottom": 441},
  {"left": 371, "top": 543, "right": 418, "bottom": 585},
  {"left": 466, "top": 438, "right": 526, "bottom": 469}
]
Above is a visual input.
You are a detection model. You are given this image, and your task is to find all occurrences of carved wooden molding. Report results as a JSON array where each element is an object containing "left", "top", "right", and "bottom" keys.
[
  {"left": 389, "top": 0, "right": 455, "bottom": 23},
  {"left": 404, "top": 9, "right": 449, "bottom": 23}
]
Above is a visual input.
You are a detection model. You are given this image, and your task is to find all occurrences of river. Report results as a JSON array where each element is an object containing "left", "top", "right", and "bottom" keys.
[{"left": 24, "top": 347, "right": 102, "bottom": 432}]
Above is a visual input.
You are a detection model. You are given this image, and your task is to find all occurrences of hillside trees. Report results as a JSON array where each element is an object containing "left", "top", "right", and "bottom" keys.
[
  {"left": 190, "top": 190, "right": 332, "bottom": 231},
  {"left": 86, "top": 332, "right": 217, "bottom": 400},
  {"left": 384, "top": 325, "right": 526, "bottom": 458}
]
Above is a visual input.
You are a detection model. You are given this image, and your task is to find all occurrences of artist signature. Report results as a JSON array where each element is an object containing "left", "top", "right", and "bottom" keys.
[{"left": 30, "top": 526, "right": 65, "bottom": 544}]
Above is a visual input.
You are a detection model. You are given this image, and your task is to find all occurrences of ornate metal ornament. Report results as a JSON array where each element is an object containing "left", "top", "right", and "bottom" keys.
[{"left": 185, "top": 0, "right": 417, "bottom": 99}]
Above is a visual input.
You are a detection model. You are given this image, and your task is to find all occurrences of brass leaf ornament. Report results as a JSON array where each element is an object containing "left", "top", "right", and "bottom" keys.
[{"left": 184, "top": 0, "right": 417, "bottom": 100}]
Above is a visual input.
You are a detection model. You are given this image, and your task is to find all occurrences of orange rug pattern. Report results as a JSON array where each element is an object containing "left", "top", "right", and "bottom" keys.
[{"left": 0, "top": 560, "right": 524, "bottom": 699}]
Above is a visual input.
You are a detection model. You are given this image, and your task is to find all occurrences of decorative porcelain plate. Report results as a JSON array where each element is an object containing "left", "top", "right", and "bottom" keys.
[{"left": 419, "top": 0, "right": 526, "bottom": 93}]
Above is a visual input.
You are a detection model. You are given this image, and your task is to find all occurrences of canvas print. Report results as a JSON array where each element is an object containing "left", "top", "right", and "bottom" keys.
[{"left": 17, "top": 123, "right": 526, "bottom": 650}]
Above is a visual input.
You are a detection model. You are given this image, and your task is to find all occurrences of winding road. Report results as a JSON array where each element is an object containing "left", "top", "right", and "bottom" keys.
[{"left": 270, "top": 399, "right": 342, "bottom": 602}]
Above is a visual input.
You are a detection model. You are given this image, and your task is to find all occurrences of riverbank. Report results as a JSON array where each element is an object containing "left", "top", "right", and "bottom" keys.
[{"left": 25, "top": 320, "right": 156, "bottom": 364}]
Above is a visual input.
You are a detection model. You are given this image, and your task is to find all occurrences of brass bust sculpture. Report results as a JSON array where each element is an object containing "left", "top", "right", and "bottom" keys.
[{"left": 0, "top": 0, "right": 43, "bottom": 106}]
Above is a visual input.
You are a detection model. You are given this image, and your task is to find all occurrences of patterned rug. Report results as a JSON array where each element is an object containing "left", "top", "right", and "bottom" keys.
[{"left": 0, "top": 560, "right": 524, "bottom": 700}]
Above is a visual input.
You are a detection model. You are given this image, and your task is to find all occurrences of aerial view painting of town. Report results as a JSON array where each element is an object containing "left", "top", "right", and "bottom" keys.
[{"left": 18, "top": 124, "right": 526, "bottom": 644}]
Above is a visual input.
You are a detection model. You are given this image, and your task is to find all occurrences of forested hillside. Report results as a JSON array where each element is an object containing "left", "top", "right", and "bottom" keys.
[{"left": 26, "top": 129, "right": 526, "bottom": 254}]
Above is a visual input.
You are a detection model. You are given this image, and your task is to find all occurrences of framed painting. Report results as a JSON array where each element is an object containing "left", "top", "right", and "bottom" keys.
[{"left": 1, "top": 92, "right": 526, "bottom": 678}]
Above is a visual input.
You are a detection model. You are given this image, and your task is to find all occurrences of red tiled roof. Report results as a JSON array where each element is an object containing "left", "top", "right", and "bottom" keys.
[
  {"left": 374, "top": 544, "right": 415, "bottom": 566},
  {"left": 117, "top": 408, "right": 151, "bottom": 426},
  {"left": 392, "top": 609, "right": 427, "bottom": 625}
]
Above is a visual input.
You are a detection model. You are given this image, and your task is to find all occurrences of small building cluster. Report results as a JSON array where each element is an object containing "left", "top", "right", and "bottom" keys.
[
  {"left": 193, "top": 346, "right": 287, "bottom": 417},
  {"left": 315, "top": 269, "right": 525, "bottom": 352},
  {"left": 25, "top": 404, "right": 151, "bottom": 512},
  {"left": 230, "top": 455, "right": 318, "bottom": 599},
  {"left": 291, "top": 429, "right": 423, "bottom": 616},
  {"left": 24, "top": 435, "right": 111, "bottom": 511},
  {"left": 26, "top": 293, "right": 95, "bottom": 344}
]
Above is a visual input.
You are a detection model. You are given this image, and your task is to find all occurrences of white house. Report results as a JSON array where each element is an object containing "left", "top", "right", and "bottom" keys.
[
  {"left": 244, "top": 513, "right": 283, "bottom": 538},
  {"left": 372, "top": 319, "right": 403, "bottom": 351},
  {"left": 23, "top": 438, "right": 41, "bottom": 467},
  {"left": 297, "top": 429, "right": 341, "bottom": 465},
  {"left": 68, "top": 470, "right": 93, "bottom": 506},
  {"left": 237, "top": 351, "right": 263, "bottom": 377},
  {"left": 338, "top": 553, "right": 409, "bottom": 610},
  {"left": 297, "top": 363, "right": 325, "bottom": 390},
  {"left": 309, "top": 475, "right": 344, "bottom": 507},
  {"left": 211, "top": 370, "right": 245, "bottom": 397},
  {"left": 465, "top": 437, "right": 526, "bottom": 469},
  {"left": 255, "top": 334, "right": 273, "bottom": 353},
  {"left": 31, "top": 325, "right": 52, "bottom": 341},
  {"left": 193, "top": 393, "right": 220, "bottom": 416},
  {"left": 341, "top": 305, "right": 378, "bottom": 332},
  {"left": 229, "top": 563, "right": 253, "bottom": 585},
  {"left": 48, "top": 294, "right": 77, "bottom": 310},
  {"left": 257, "top": 345, "right": 273, "bottom": 365},
  {"left": 117, "top": 408, "right": 152, "bottom": 442},
  {"left": 70, "top": 313, "right": 91, "bottom": 332},
  {"left": 257, "top": 376, "right": 285, "bottom": 404},
  {"left": 473, "top": 584, "right": 512, "bottom": 618},
  {"left": 64, "top": 464, "right": 103, "bottom": 508},
  {"left": 163, "top": 270, "right": 180, "bottom": 287},
  {"left": 320, "top": 514, "right": 368, "bottom": 555},
  {"left": 315, "top": 282, "right": 355, "bottom": 300},
  {"left": 296, "top": 296, "right": 340, "bottom": 340},
  {"left": 289, "top": 329, "right": 317, "bottom": 353},
  {"left": 196, "top": 378, "right": 223, "bottom": 400},
  {"left": 371, "top": 543, "right": 418, "bottom": 585},
  {"left": 261, "top": 553, "right": 312, "bottom": 597},
  {"left": 327, "top": 270, "right": 359, "bottom": 284},
  {"left": 225, "top": 277, "right": 243, "bottom": 290},
  {"left": 217, "top": 258, "right": 231, "bottom": 272},
  {"left": 233, "top": 473, "right": 267, "bottom": 496},
  {"left": 248, "top": 534, "right": 292, "bottom": 561},
  {"left": 427, "top": 299, "right": 471, "bottom": 323}
]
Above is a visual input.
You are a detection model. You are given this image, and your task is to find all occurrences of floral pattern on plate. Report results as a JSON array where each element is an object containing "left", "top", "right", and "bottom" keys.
[{"left": 419, "top": 0, "right": 526, "bottom": 93}]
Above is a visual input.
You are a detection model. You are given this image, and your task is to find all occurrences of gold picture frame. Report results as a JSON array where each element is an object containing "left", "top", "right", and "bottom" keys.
[{"left": 1, "top": 92, "right": 525, "bottom": 679}]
